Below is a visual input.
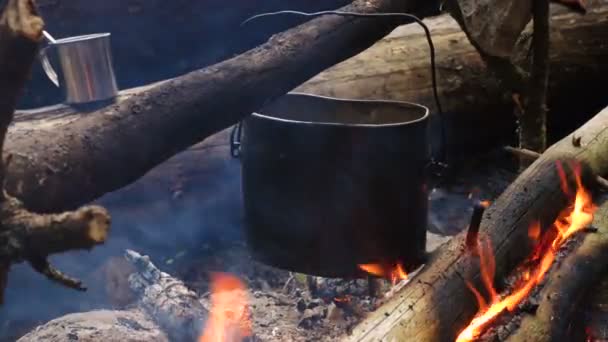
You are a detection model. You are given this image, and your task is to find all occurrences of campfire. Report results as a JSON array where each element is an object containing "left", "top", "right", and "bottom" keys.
[{"left": 2, "top": 0, "right": 608, "bottom": 341}]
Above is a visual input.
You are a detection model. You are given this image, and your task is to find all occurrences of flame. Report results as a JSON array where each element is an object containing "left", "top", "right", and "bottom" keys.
[
  {"left": 358, "top": 262, "right": 408, "bottom": 286},
  {"left": 456, "top": 161, "right": 597, "bottom": 342},
  {"left": 199, "top": 273, "right": 251, "bottom": 342}
]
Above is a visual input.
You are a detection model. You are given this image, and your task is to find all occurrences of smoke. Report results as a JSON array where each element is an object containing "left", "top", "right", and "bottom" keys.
[{"left": 0, "top": 143, "right": 244, "bottom": 340}]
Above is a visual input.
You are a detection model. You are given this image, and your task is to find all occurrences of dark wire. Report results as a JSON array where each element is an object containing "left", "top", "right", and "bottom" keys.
[{"left": 240, "top": 10, "right": 447, "bottom": 165}]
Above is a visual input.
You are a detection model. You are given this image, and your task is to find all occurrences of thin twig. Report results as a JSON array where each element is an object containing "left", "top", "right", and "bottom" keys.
[{"left": 504, "top": 146, "right": 608, "bottom": 190}]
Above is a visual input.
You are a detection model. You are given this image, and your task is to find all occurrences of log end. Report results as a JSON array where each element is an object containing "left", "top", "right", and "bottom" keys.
[
  {"left": 2, "top": 0, "right": 44, "bottom": 41},
  {"left": 81, "top": 206, "right": 111, "bottom": 243}
]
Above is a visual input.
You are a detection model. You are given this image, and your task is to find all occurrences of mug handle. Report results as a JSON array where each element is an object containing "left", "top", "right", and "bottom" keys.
[{"left": 39, "top": 45, "right": 59, "bottom": 87}]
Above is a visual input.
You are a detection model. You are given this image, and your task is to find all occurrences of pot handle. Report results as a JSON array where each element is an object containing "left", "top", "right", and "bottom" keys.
[
  {"left": 230, "top": 121, "right": 243, "bottom": 158},
  {"left": 39, "top": 45, "right": 60, "bottom": 87}
]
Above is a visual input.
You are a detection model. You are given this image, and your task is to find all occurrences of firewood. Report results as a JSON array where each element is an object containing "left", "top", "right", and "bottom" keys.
[
  {"left": 0, "top": 0, "right": 110, "bottom": 303},
  {"left": 125, "top": 249, "right": 207, "bottom": 342},
  {"left": 346, "top": 105, "right": 608, "bottom": 341},
  {"left": 505, "top": 202, "right": 608, "bottom": 342}
]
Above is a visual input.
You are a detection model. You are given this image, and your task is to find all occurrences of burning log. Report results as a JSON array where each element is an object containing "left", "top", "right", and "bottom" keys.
[
  {"left": 346, "top": 105, "right": 608, "bottom": 342},
  {"left": 0, "top": 0, "right": 110, "bottom": 302},
  {"left": 504, "top": 202, "right": 608, "bottom": 342}
]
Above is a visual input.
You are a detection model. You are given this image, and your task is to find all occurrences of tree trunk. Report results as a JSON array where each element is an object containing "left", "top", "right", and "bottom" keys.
[
  {"left": 346, "top": 105, "right": 608, "bottom": 341},
  {"left": 5, "top": 0, "right": 438, "bottom": 214}
]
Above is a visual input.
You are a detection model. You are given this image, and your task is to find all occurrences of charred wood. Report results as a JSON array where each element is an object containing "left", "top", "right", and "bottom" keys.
[
  {"left": 125, "top": 249, "right": 207, "bottom": 342},
  {"left": 505, "top": 202, "right": 608, "bottom": 342}
]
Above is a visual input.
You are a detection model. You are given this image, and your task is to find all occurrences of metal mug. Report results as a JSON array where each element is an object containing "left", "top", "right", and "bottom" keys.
[{"left": 40, "top": 33, "right": 118, "bottom": 104}]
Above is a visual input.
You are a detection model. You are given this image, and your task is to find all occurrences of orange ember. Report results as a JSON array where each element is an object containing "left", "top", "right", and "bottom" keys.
[
  {"left": 334, "top": 295, "right": 352, "bottom": 303},
  {"left": 358, "top": 262, "right": 408, "bottom": 286},
  {"left": 528, "top": 221, "right": 541, "bottom": 242},
  {"left": 456, "top": 161, "right": 597, "bottom": 342},
  {"left": 199, "top": 273, "right": 251, "bottom": 342}
]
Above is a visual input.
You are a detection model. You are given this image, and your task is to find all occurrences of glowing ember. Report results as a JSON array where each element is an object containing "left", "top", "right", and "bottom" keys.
[
  {"left": 334, "top": 295, "right": 351, "bottom": 303},
  {"left": 456, "top": 161, "right": 597, "bottom": 342},
  {"left": 199, "top": 273, "right": 251, "bottom": 342},
  {"left": 358, "top": 262, "right": 408, "bottom": 285}
]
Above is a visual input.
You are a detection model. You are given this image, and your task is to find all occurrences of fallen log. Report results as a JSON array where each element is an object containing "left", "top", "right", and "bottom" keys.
[
  {"left": 505, "top": 201, "right": 608, "bottom": 342},
  {"left": 297, "top": 5, "right": 608, "bottom": 158},
  {"left": 6, "top": 0, "right": 439, "bottom": 214},
  {"left": 345, "top": 105, "right": 608, "bottom": 342}
]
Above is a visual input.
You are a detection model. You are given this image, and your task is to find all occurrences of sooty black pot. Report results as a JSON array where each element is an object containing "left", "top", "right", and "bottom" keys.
[{"left": 240, "top": 93, "right": 430, "bottom": 278}]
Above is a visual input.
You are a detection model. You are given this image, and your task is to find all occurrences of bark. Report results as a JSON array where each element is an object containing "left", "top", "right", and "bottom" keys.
[
  {"left": 5, "top": 0, "right": 438, "bottom": 214},
  {"left": 0, "top": 0, "right": 110, "bottom": 303},
  {"left": 505, "top": 202, "right": 608, "bottom": 342},
  {"left": 345, "top": 105, "right": 608, "bottom": 341}
]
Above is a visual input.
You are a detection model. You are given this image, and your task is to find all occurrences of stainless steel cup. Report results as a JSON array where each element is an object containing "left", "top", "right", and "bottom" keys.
[{"left": 40, "top": 33, "right": 118, "bottom": 104}]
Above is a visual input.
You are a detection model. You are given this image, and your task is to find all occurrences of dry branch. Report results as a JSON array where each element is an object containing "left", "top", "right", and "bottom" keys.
[
  {"left": 346, "top": 105, "right": 608, "bottom": 341},
  {"left": 505, "top": 201, "right": 608, "bottom": 341},
  {"left": 0, "top": 0, "right": 110, "bottom": 303}
]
